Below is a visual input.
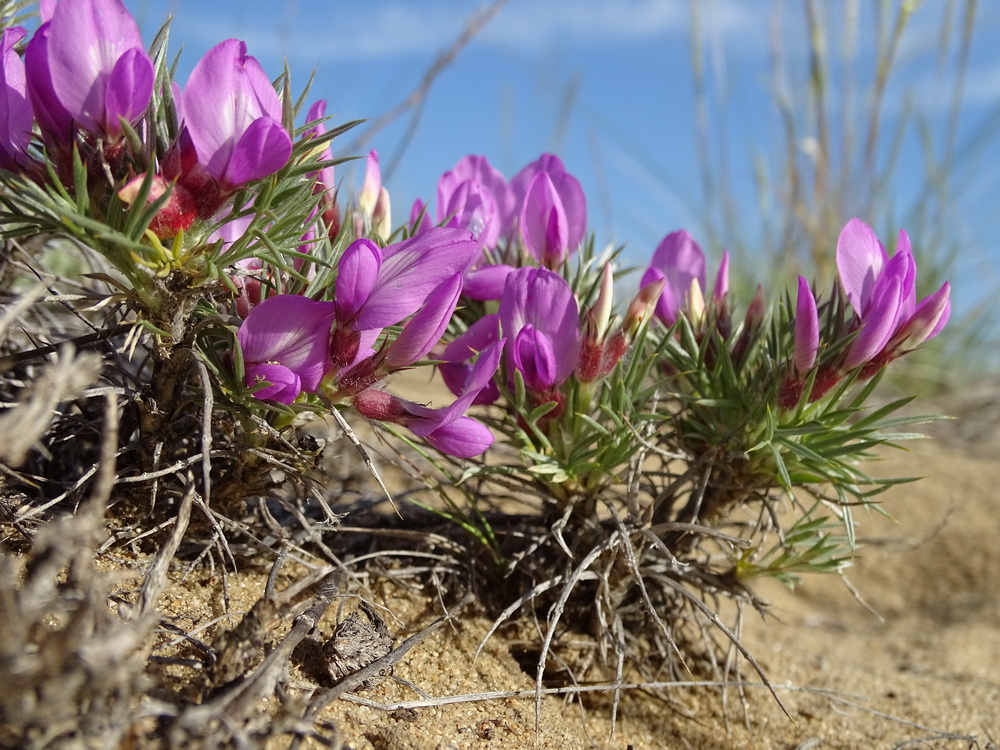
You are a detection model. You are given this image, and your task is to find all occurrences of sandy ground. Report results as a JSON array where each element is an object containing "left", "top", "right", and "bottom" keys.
[{"left": 147, "top": 390, "right": 1000, "bottom": 750}]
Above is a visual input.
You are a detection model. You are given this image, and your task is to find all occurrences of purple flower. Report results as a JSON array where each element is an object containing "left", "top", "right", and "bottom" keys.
[
  {"left": 330, "top": 228, "right": 479, "bottom": 367},
  {"left": 439, "top": 178, "right": 501, "bottom": 249},
  {"left": 436, "top": 154, "right": 511, "bottom": 246},
  {"left": 171, "top": 39, "right": 291, "bottom": 215},
  {"left": 350, "top": 149, "right": 390, "bottom": 238},
  {"left": 404, "top": 339, "right": 503, "bottom": 456},
  {"left": 794, "top": 276, "right": 819, "bottom": 374},
  {"left": 412, "top": 155, "right": 517, "bottom": 300},
  {"left": 237, "top": 294, "right": 335, "bottom": 404},
  {"left": 409, "top": 198, "right": 432, "bottom": 236},
  {"left": 31, "top": 0, "right": 154, "bottom": 140},
  {"left": 358, "top": 150, "right": 380, "bottom": 214},
  {"left": 383, "top": 274, "right": 463, "bottom": 368},
  {"left": 461, "top": 263, "right": 516, "bottom": 301},
  {"left": 836, "top": 219, "right": 950, "bottom": 370},
  {"left": 24, "top": 22, "right": 72, "bottom": 147},
  {"left": 499, "top": 266, "right": 581, "bottom": 393},
  {"left": 335, "top": 275, "right": 462, "bottom": 397},
  {"left": 304, "top": 99, "right": 338, "bottom": 232},
  {"left": 508, "top": 154, "right": 571, "bottom": 222},
  {"left": 640, "top": 230, "right": 706, "bottom": 326},
  {"left": 519, "top": 171, "right": 587, "bottom": 268},
  {"left": 0, "top": 27, "right": 34, "bottom": 172},
  {"left": 438, "top": 315, "right": 502, "bottom": 405},
  {"left": 341, "top": 228, "right": 479, "bottom": 331},
  {"left": 353, "top": 340, "right": 504, "bottom": 457}
]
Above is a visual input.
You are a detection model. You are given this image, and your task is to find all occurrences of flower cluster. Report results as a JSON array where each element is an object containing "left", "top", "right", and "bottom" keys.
[
  {"left": 778, "top": 219, "right": 951, "bottom": 409},
  {"left": 0, "top": 0, "right": 952, "bottom": 514},
  {"left": 1, "top": 0, "right": 298, "bottom": 242},
  {"left": 0, "top": 5, "right": 963, "bottom": 715}
]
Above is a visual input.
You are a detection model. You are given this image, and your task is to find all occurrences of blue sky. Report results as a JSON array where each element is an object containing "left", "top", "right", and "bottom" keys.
[{"left": 126, "top": 0, "right": 999, "bottom": 315}]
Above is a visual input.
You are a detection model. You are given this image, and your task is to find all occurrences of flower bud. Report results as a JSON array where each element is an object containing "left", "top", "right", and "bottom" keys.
[
  {"left": 585, "top": 263, "right": 615, "bottom": 343},
  {"left": 687, "top": 277, "right": 706, "bottom": 323},
  {"left": 622, "top": 278, "right": 665, "bottom": 338},
  {"left": 329, "top": 324, "right": 361, "bottom": 369},
  {"left": 118, "top": 173, "right": 196, "bottom": 239},
  {"left": 352, "top": 388, "right": 406, "bottom": 423}
]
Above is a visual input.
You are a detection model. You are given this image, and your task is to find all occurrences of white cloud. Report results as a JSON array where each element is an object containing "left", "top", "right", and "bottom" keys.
[{"left": 168, "top": 0, "right": 760, "bottom": 64}]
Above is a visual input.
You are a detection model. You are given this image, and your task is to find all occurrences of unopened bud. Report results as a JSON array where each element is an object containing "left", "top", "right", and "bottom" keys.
[
  {"left": 118, "top": 173, "right": 196, "bottom": 239},
  {"left": 744, "top": 285, "right": 766, "bottom": 331},
  {"left": 623, "top": 278, "right": 665, "bottom": 337},
  {"left": 732, "top": 285, "right": 767, "bottom": 364},
  {"left": 687, "top": 277, "right": 706, "bottom": 323},
  {"left": 359, "top": 150, "right": 381, "bottom": 217},
  {"left": 372, "top": 186, "right": 392, "bottom": 238},
  {"left": 352, "top": 388, "right": 406, "bottom": 423},
  {"left": 586, "top": 263, "right": 615, "bottom": 343},
  {"left": 329, "top": 324, "right": 361, "bottom": 369},
  {"left": 337, "top": 354, "right": 384, "bottom": 396}
]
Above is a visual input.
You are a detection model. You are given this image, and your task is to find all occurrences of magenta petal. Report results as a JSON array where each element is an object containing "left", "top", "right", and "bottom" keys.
[
  {"left": 422, "top": 417, "right": 495, "bottom": 458},
  {"left": 409, "top": 198, "right": 432, "bottom": 236},
  {"left": 462, "top": 264, "right": 515, "bottom": 301},
  {"left": 304, "top": 99, "right": 326, "bottom": 138},
  {"left": 550, "top": 171, "right": 586, "bottom": 253},
  {"left": 359, "top": 149, "right": 381, "bottom": 215},
  {"left": 520, "top": 173, "right": 565, "bottom": 262},
  {"left": 243, "top": 53, "right": 283, "bottom": 121},
  {"left": 438, "top": 155, "right": 512, "bottom": 236},
  {"left": 512, "top": 326, "right": 558, "bottom": 392},
  {"left": 335, "top": 239, "right": 382, "bottom": 323},
  {"left": 641, "top": 266, "right": 677, "bottom": 325},
  {"left": 357, "top": 228, "right": 479, "bottom": 330},
  {"left": 439, "top": 362, "right": 500, "bottom": 405},
  {"left": 183, "top": 39, "right": 288, "bottom": 188},
  {"left": 237, "top": 294, "right": 335, "bottom": 391},
  {"left": 224, "top": 116, "right": 292, "bottom": 186},
  {"left": 509, "top": 153, "right": 567, "bottom": 215},
  {"left": 246, "top": 362, "right": 301, "bottom": 403},
  {"left": 103, "top": 47, "right": 154, "bottom": 134},
  {"left": 844, "top": 276, "right": 903, "bottom": 370},
  {"left": 713, "top": 251, "right": 730, "bottom": 302},
  {"left": 649, "top": 230, "right": 705, "bottom": 298},
  {"left": 836, "top": 218, "right": 889, "bottom": 315},
  {"left": 442, "top": 314, "right": 501, "bottom": 363},
  {"left": 441, "top": 181, "right": 499, "bottom": 248},
  {"left": 893, "top": 232, "right": 917, "bottom": 322},
  {"left": 898, "top": 282, "right": 951, "bottom": 347},
  {"left": 39, "top": 0, "right": 56, "bottom": 21},
  {"left": 409, "top": 340, "right": 504, "bottom": 431},
  {"left": 544, "top": 205, "right": 567, "bottom": 264},
  {"left": 0, "top": 27, "right": 33, "bottom": 170},
  {"left": 499, "top": 266, "right": 580, "bottom": 387},
  {"left": 924, "top": 284, "right": 951, "bottom": 341},
  {"left": 48, "top": 0, "right": 149, "bottom": 135},
  {"left": 184, "top": 40, "right": 245, "bottom": 172},
  {"left": 794, "top": 276, "right": 819, "bottom": 373},
  {"left": 439, "top": 315, "right": 501, "bottom": 400},
  {"left": 385, "top": 274, "right": 463, "bottom": 368},
  {"left": 24, "top": 24, "right": 73, "bottom": 143}
]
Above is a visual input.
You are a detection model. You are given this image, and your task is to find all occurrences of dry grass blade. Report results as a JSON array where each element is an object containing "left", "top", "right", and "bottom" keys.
[
  {"left": 133, "top": 482, "right": 194, "bottom": 620},
  {"left": 0, "top": 344, "right": 103, "bottom": 466}
]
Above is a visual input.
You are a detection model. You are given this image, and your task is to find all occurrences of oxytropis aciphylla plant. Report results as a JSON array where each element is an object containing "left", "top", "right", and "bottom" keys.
[
  {"left": 0, "top": 0, "right": 352, "bottom": 326},
  {"left": 0, "top": 0, "right": 364, "bottom": 479},
  {"left": 643, "top": 218, "right": 950, "bottom": 576},
  {"left": 405, "top": 154, "right": 667, "bottom": 515}
]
